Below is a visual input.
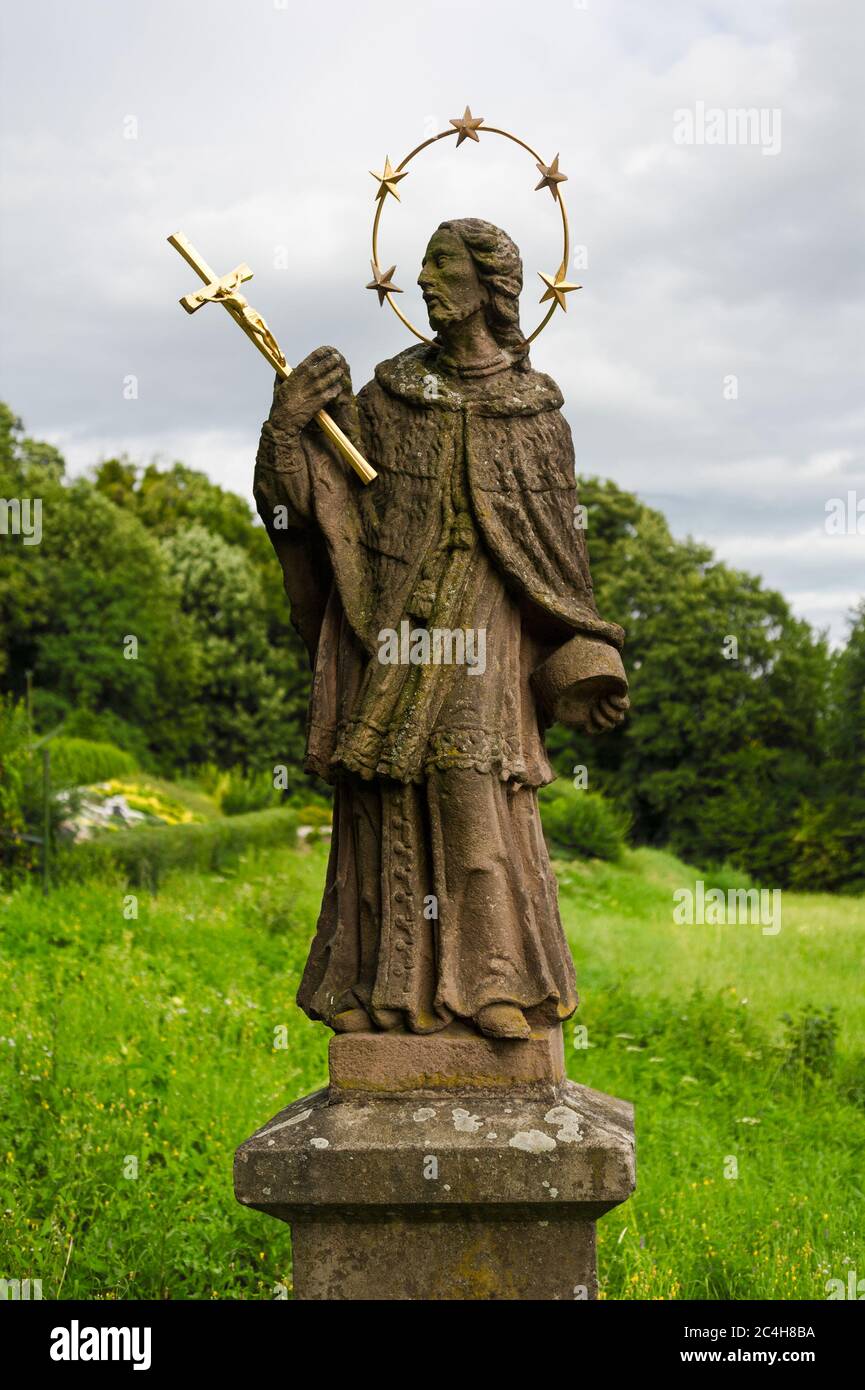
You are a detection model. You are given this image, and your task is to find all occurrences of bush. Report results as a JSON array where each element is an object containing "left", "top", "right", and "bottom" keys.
[
  {"left": 791, "top": 800, "right": 865, "bottom": 896},
  {"left": 60, "top": 708, "right": 153, "bottom": 768},
  {"left": 289, "top": 802, "right": 332, "bottom": 828},
  {"left": 699, "top": 861, "right": 759, "bottom": 895},
  {"left": 0, "top": 697, "right": 74, "bottom": 886},
  {"left": 285, "top": 787, "right": 333, "bottom": 825},
  {"left": 61, "top": 804, "right": 302, "bottom": 888},
  {"left": 538, "top": 779, "right": 630, "bottom": 861},
  {"left": 779, "top": 1006, "right": 839, "bottom": 1084},
  {"left": 49, "top": 737, "right": 137, "bottom": 789},
  {"left": 218, "top": 767, "right": 280, "bottom": 817},
  {"left": 0, "top": 697, "right": 35, "bottom": 884}
]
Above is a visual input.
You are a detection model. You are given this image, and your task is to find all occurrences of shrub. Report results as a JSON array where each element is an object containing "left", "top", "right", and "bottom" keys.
[
  {"left": 290, "top": 802, "right": 332, "bottom": 828},
  {"left": 219, "top": 767, "right": 280, "bottom": 817},
  {"left": 538, "top": 779, "right": 630, "bottom": 861},
  {"left": 49, "top": 737, "right": 137, "bottom": 789},
  {"left": 838, "top": 1054, "right": 865, "bottom": 1111},
  {"left": 699, "top": 861, "right": 758, "bottom": 896},
  {"left": 286, "top": 788, "right": 333, "bottom": 826},
  {"left": 779, "top": 1006, "right": 839, "bottom": 1083},
  {"left": 61, "top": 804, "right": 302, "bottom": 889},
  {"left": 0, "top": 697, "right": 34, "bottom": 884},
  {"left": 58, "top": 707, "right": 152, "bottom": 767},
  {"left": 0, "top": 698, "right": 73, "bottom": 886},
  {"left": 791, "top": 800, "right": 865, "bottom": 896}
]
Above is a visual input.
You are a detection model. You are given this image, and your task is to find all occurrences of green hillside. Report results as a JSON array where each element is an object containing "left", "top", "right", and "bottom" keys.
[{"left": 1, "top": 840, "right": 862, "bottom": 1300}]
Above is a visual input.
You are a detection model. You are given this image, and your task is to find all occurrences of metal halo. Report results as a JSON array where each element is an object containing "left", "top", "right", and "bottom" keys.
[{"left": 369, "top": 119, "right": 573, "bottom": 346}]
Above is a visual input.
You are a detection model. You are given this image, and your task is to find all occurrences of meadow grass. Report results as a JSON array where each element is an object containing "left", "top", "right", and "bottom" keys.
[
  {"left": 557, "top": 849, "right": 865, "bottom": 1299},
  {"left": 1, "top": 841, "right": 862, "bottom": 1300}
]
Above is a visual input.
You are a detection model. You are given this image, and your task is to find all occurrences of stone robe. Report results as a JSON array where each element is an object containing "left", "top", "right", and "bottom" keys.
[{"left": 254, "top": 344, "right": 625, "bottom": 1033}]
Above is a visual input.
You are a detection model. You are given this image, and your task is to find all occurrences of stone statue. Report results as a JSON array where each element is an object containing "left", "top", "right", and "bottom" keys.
[
  {"left": 238, "top": 216, "right": 637, "bottom": 1301},
  {"left": 253, "top": 217, "right": 629, "bottom": 1044}
]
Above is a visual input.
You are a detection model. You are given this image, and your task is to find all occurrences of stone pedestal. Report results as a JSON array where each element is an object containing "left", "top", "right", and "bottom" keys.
[{"left": 234, "top": 1025, "right": 635, "bottom": 1301}]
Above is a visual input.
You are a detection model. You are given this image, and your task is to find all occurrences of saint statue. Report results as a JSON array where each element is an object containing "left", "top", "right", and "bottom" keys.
[{"left": 253, "top": 218, "right": 628, "bottom": 1041}]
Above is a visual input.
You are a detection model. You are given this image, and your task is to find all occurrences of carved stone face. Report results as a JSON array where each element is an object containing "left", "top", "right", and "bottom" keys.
[{"left": 417, "top": 228, "right": 487, "bottom": 333}]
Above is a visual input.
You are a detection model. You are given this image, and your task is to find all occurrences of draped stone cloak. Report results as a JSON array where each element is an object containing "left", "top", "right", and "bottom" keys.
[{"left": 254, "top": 344, "right": 625, "bottom": 1033}]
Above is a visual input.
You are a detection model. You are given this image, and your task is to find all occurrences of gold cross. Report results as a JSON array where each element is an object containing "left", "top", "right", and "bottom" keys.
[
  {"left": 179, "top": 261, "right": 253, "bottom": 311},
  {"left": 168, "top": 232, "right": 376, "bottom": 485}
]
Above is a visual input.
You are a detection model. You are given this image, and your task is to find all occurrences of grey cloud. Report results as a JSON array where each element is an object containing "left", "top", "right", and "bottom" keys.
[{"left": 0, "top": 0, "right": 861, "bottom": 642}]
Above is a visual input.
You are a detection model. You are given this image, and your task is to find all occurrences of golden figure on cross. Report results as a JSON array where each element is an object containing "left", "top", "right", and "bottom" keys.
[
  {"left": 179, "top": 260, "right": 287, "bottom": 369},
  {"left": 167, "top": 232, "right": 376, "bottom": 484}
]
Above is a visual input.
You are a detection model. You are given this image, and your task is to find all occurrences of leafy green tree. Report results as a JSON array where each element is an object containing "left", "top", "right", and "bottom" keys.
[
  {"left": 550, "top": 477, "right": 831, "bottom": 884},
  {"left": 5, "top": 404, "right": 856, "bottom": 876},
  {"left": 792, "top": 602, "right": 865, "bottom": 892},
  {"left": 94, "top": 455, "right": 311, "bottom": 785},
  {"left": 160, "top": 524, "right": 305, "bottom": 773},
  {"left": 0, "top": 409, "right": 204, "bottom": 768},
  {"left": 94, "top": 458, "right": 257, "bottom": 552}
]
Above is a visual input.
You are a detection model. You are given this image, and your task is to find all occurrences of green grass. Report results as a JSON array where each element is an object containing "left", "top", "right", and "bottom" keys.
[
  {"left": 0, "top": 842, "right": 862, "bottom": 1300},
  {"left": 556, "top": 849, "right": 865, "bottom": 1299}
]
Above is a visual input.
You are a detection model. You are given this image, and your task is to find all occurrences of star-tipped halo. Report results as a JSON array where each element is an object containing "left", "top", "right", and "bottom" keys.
[
  {"left": 534, "top": 153, "right": 568, "bottom": 200},
  {"left": 538, "top": 270, "right": 581, "bottom": 310},
  {"left": 366, "top": 260, "right": 403, "bottom": 306},
  {"left": 449, "top": 105, "right": 485, "bottom": 146},
  {"left": 369, "top": 156, "right": 408, "bottom": 202},
  {"left": 369, "top": 115, "right": 576, "bottom": 346}
]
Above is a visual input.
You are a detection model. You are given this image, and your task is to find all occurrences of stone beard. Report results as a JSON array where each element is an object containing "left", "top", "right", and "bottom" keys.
[{"left": 253, "top": 218, "right": 627, "bottom": 1042}]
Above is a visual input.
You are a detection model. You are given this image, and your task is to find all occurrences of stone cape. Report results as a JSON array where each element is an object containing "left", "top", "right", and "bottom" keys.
[
  {"left": 253, "top": 344, "right": 625, "bottom": 1033},
  {"left": 254, "top": 344, "right": 624, "bottom": 688}
]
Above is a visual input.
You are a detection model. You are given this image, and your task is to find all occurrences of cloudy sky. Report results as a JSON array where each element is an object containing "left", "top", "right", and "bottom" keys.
[{"left": 1, "top": 0, "right": 862, "bottom": 641}]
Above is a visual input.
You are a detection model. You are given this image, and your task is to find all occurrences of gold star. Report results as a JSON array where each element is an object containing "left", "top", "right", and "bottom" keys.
[
  {"left": 534, "top": 153, "right": 568, "bottom": 200},
  {"left": 369, "top": 156, "right": 408, "bottom": 202},
  {"left": 449, "top": 105, "right": 485, "bottom": 147},
  {"left": 538, "top": 270, "right": 581, "bottom": 311},
  {"left": 366, "top": 260, "right": 403, "bottom": 306}
]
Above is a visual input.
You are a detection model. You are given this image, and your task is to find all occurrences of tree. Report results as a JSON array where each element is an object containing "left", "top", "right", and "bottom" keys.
[
  {"left": 791, "top": 602, "right": 865, "bottom": 892},
  {"left": 4, "top": 405, "right": 855, "bottom": 869},
  {"left": 161, "top": 524, "right": 306, "bottom": 773},
  {"left": 549, "top": 477, "right": 831, "bottom": 884},
  {"left": 93, "top": 456, "right": 311, "bottom": 784},
  {"left": 0, "top": 410, "right": 204, "bottom": 768}
]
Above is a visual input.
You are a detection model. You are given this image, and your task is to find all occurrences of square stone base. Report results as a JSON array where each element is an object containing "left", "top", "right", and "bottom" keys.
[
  {"left": 328, "top": 1021, "right": 565, "bottom": 1096},
  {"left": 235, "top": 1027, "right": 635, "bottom": 1301},
  {"left": 291, "top": 1212, "right": 598, "bottom": 1301}
]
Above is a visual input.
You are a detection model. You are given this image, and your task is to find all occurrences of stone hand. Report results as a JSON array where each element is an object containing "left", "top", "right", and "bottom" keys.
[
  {"left": 270, "top": 346, "right": 352, "bottom": 434},
  {"left": 586, "top": 691, "right": 630, "bottom": 734}
]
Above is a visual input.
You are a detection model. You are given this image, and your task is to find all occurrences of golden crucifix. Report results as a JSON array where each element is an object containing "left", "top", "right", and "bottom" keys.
[{"left": 167, "top": 232, "right": 376, "bottom": 485}]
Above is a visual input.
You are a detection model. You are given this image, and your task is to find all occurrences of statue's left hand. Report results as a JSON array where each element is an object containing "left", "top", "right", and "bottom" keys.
[{"left": 585, "top": 691, "right": 630, "bottom": 734}]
